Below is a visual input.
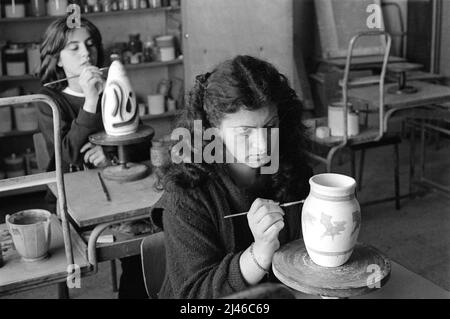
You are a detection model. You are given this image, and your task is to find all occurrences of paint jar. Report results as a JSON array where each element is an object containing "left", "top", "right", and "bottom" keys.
[
  {"left": 27, "top": 43, "right": 41, "bottom": 76},
  {"left": 147, "top": 94, "right": 165, "bottom": 115},
  {"left": 5, "top": 44, "right": 26, "bottom": 76},
  {"left": 327, "top": 102, "right": 359, "bottom": 137},
  {"left": 46, "top": 0, "right": 68, "bottom": 16},
  {"left": 24, "top": 148, "right": 40, "bottom": 175},
  {"left": 0, "top": 106, "right": 13, "bottom": 133},
  {"left": 5, "top": 0, "right": 26, "bottom": 18},
  {"left": 149, "top": 0, "right": 161, "bottom": 8},
  {"left": 4, "top": 153, "right": 26, "bottom": 178},
  {"left": 167, "top": 98, "right": 176, "bottom": 112},
  {"left": 30, "top": 0, "right": 46, "bottom": 16},
  {"left": 14, "top": 104, "right": 38, "bottom": 131},
  {"left": 150, "top": 140, "right": 171, "bottom": 168},
  {"left": 155, "top": 35, "right": 175, "bottom": 61},
  {"left": 130, "top": 0, "right": 139, "bottom": 9}
]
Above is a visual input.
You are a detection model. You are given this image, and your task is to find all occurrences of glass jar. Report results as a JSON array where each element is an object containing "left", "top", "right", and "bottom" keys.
[
  {"left": 150, "top": 141, "right": 171, "bottom": 168},
  {"left": 30, "top": 0, "right": 46, "bottom": 17},
  {"left": 128, "top": 34, "right": 143, "bottom": 64},
  {"left": 5, "top": 0, "right": 26, "bottom": 18},
  {"left": 5, "top": 44, "right": 27, "bottom": 76},
  {"left": 46, "top": 0, "right": 68, "bottom": 16},
  {"left": 143, "top": 40, "right": 155, "bottom": 62},
  {"left": 148, "top": 0, "right": 161, "bottom": 8}
]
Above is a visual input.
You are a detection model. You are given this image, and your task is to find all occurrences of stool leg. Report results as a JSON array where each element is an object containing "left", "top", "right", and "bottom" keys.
[
  {"left": 110, "top": 259, "right": 118, "bottom": 292},
  {"left": 409, "top": 122, "right": 416, "bottom": 199},
  {"left": 394, "top": 143, "right": 400, "bottom": 210},
  {"left": 358, "top": 150, "right": 366, "bottom": 191}
]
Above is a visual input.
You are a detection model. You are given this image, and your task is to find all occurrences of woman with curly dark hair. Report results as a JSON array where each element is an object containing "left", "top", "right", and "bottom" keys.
[{"left": 152, "top": 55, "right": 312, "bottom": 298}]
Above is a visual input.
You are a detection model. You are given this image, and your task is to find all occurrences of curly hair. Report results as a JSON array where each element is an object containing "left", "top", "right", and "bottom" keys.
[
  {"left": 159, "top": 55, "right": 310, "bottom": 203},
  {"left": 39, "top": 16, "right": 104, "bottom": 90}
]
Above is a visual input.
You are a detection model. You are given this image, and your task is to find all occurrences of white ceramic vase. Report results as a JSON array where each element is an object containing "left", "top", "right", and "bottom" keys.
[
  {"left": 102, "top": 60, "right": 139, "bottom": 136},
  {"left": 301, "top": 173, "right": 361, "bottom": 267}
]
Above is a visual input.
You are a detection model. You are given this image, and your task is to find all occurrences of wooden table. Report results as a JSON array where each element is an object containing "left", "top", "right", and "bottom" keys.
[
  {"left": 48, "top": 165, "right": 164, "bottom": 268},
  {"left": 0, "top": 216, "right": 91, "bottom": 297},
  {"left": 348, "top": 80, "right": 450, "bottom": 132}
]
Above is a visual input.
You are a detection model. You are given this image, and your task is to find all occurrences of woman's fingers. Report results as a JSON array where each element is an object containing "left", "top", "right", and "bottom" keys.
[
  {"left": 252, "top": 203, "right": 284, "bottom": 224},
  {"left": 80, "top": 142, "right": 94, "bottom": 153},
  {"left": 257, "top": 212, "right": 285, "bottom": 234}
]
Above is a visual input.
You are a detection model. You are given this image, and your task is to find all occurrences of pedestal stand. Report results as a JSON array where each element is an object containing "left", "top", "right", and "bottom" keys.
[{"left": 89, "top": 125, "right": 155, "bottom": 182}]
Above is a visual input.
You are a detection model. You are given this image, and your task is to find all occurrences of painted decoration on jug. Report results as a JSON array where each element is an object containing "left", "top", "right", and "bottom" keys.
[
  {"left": 320, "top": 212, "right": 346, "bottom": 240},
  {"left": 101, "top": 60, "right": 139, "bottom": 136}
]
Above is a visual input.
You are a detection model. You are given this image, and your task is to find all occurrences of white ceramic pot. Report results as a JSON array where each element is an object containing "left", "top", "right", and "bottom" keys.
[
  {"left": 6, "top": 209, "right": 52, "bottom": 262},
  {"left": 101, "top": 60, "right": 139, "bottom": 136},
  {"left": 301, "top": 173, "right": 361, "bottom": 267}
]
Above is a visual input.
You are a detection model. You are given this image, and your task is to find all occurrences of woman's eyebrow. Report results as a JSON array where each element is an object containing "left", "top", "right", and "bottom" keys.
[{"left": 232, "top": 116, "right": 279, "bottom": 128}]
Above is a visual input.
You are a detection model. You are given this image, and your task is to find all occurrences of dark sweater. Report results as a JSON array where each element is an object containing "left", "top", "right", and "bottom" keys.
[
  {"left": 152, "top": 165, "right": 311, "bottom": 299},
  {"left": 36, "top": 87, "right": 103, "bottom": 172}
]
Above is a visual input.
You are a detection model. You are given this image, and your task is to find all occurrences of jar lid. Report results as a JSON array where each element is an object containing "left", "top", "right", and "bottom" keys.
[
  {"left": 5, "top": 153, "right": 23, "bottom": 164},
  {"left": 5, "top": 47, "right": 26, "bottom": 54}
]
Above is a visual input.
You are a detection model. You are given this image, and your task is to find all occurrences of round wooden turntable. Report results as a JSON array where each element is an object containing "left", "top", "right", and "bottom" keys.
[
  {"left": 272, "top": 239, "right": 391, "bottom": 298},
  {"left": 89, "top": 125, "right": 155, "bottom": 182}
]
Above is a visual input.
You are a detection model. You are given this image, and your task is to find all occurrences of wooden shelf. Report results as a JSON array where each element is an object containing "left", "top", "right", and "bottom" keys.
[
  {"left": 140, "top": 110, "right": 178, "bottom": 120},
  {"left": 0, "top": 59, "right": 182, "bottom": 83},
  {"left": 0, "top": 6, "right": 180, "bottom": 24},
  {"left": 0, "top": 129, "right": 39, "bottom": 138},
  {"left": 0, "top": 184, "right": 47, "bottom": 198},
  {"left": 124, "top": 58, "right": 183, "bottom": 70},
  {"left": 0, "top": 75, "right": 38, "bottom": 83}
]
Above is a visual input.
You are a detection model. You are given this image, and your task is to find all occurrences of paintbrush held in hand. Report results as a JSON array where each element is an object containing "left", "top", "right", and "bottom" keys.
[
  {"left": 224, "top": 200, "right": 305, "bottom": 219},
  {"left": 43, "top": 67, "right": 109, "bottom": 87}
]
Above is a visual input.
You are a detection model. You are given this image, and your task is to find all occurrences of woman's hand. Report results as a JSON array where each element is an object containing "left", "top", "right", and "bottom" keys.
[
  {"left": 79, "top": 66, "right": 104, "bottom": 112},
  {"left": 247, "top": 198, "right": 285, "bottom": 270},
  {"left": 80, "top": 142, "right": 109, "bottom": 168}
]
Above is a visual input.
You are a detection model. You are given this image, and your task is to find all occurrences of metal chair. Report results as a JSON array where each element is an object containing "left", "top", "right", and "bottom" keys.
[
  {"left": 305, "top": 31, "right": 401, "bottom": 209},
  {"left": 140, "top": 231, "right": 166, "bottom": 299}
]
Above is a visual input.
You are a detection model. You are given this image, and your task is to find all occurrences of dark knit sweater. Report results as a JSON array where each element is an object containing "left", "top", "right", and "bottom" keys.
[
  {"left": 152, "top": 165, "right": 312, "bottom": 299},
  {"left": 36, "top": 87, "right": 103, "bottom": 172}
]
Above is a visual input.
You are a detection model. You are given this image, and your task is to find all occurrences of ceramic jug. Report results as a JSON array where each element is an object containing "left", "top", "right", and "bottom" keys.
[
  {"left": 101, "top": 60, "right": 139, "bottom": 136},
  {"left": 301, "top": 173, "right": 361, "bottom": 267},
  {"left": 6, "top": 209, "right": 52, "bottom": 262}
]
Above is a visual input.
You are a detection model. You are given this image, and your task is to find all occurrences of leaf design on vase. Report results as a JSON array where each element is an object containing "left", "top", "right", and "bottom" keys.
[
  {"left": 320, "top": 212, "right": 346, "bottom": 240},
  {"left": 351, "top": 210, "right": 361, "bottom": 236},
  {"left": 302, "top": 210, "right": 316, "bottom": 226}
]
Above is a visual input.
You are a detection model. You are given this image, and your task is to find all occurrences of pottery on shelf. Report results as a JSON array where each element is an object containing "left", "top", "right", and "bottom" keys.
[
  {"left": 101, "top": 60, "right": 139, "bottom": 136},
  {"left": 301, "top": 173, "right": 361, "bottom": 267}
]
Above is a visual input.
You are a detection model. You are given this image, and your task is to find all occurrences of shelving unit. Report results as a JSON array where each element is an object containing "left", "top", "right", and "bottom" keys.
[{"left": 0, "top": 6, "right": 180, "bottom": 23}]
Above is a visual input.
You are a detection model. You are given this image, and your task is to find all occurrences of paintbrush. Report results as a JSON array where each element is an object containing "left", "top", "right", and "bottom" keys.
[
  {"left": 43, "top": 67, "right": 109, "bottom": 87},
  {"left": 224, "top": 200, "right": 305, "bottom": 219},
  {"left": 97, "top": 172, "right": 111, "bottom": 202}
]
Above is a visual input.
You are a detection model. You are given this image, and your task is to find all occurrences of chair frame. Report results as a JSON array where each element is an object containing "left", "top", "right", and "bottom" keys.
[{"left": 305, "top": 30, "right": 392, "bottom": 172}]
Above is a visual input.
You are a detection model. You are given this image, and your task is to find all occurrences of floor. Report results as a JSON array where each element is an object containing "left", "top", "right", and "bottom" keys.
[{"left": 1, "top": 125, "right": 449, "bottom": 298}]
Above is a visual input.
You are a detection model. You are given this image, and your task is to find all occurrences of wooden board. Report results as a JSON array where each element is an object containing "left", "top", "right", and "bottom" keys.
[
  {"left": 182, "top": 0, "right": 294, "bottom": 91},
  {"left": 315, "top": 0, "right": 386, "bottom": 59},
  {"left": 272, "top": 239, "right": 391, "bottom": 298},
  {"left": 52, "top": 168, "right": 164, "bottom": 228},
  {"left": 0, "top": 217, "right": 91, "bottom": 296},
  {"left": 348, "top": 81, "right": 450, "bottom": 109}
]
